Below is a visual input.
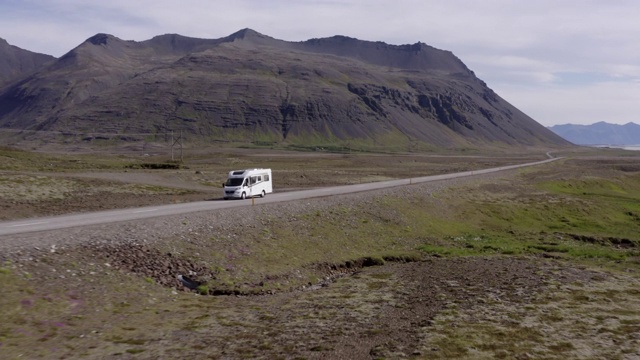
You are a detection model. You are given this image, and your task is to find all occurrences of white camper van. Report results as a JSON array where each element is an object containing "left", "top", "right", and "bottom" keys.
[{"left": 223, "top": 168, "right": 273, "bottom": 200}]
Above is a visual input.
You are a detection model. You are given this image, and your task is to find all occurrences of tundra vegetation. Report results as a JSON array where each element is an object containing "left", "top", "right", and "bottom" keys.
[{"left": 0, "top": 145, "right": 639, "bottom": 359}]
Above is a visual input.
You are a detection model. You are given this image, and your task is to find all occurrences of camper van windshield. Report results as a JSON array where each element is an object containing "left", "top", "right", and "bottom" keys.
[{"left": 225, "top": 178, "right": 244, "bottom": 187}]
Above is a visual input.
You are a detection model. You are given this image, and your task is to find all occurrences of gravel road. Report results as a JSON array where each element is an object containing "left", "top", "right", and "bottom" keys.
[{"left": 0, "top": 170, "right": 510, "bottom": 258}]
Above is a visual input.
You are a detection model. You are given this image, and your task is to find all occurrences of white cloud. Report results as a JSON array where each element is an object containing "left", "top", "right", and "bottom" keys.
[
  {"left": 605, "top": 64, "right": 640, "bottom": 79},
  {"left": 496, "top": 81, "right": 640, "bottom": 126}
]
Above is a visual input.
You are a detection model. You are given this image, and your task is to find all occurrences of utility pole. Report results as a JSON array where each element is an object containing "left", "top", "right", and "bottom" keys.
[{"left": 169, "top": 130, "right": 184, "bottom": 163}]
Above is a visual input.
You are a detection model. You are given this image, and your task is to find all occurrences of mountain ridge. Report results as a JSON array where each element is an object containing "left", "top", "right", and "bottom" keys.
[
  {"left": 0, "top": 37, "right": 56, "bottom": 88},
  {"left": 548, "top": 121, "right": 640, "bottom": 145},
  {"left": 0, "top": 29, "right": 570, "bottom": 150}
]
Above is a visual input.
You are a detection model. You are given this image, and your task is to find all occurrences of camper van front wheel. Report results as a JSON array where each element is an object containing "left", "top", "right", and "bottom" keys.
[
  {"left": 261, "top": 190, "right": 266, "bottom": 198},
  {"left": 241, "top": 192, "right": 246, "bottom": 200}
]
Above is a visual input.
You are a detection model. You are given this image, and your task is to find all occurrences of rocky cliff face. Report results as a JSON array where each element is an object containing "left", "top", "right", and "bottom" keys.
[
  {"left": 0, "top": 29, "right": 570, "bottom": 150},
  {"left": 0, "top": 38, "right": 55, "bottom": 88}
]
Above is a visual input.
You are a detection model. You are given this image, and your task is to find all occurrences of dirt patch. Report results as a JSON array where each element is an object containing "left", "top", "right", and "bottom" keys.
[
  {"left": 3, "top": 240, "right": 624, "bottom": 360},
  {"left": 83, "top": 243, "right": 218, "bottom": 290},
  {"left": 0, "top": 172, "right": 216, "bottom": 220},
  {"left": 422, "top": 265, "right": 640, "bottom": 359},
  {"left": 93, "top": 256, "right": 606, "bottom": 360}
]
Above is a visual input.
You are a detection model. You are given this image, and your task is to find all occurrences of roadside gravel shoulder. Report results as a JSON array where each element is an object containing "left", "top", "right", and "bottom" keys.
[{"left": 0, "top": 170, "right": 509, "bottom": 259}]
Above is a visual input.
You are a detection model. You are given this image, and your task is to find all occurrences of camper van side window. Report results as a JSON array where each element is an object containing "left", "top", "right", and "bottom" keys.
[
  {"left": 257, "top": 176, "right": 262, "bottom": 182},
  {"left": 264, "top": 174, "right": 270, "bottom": 181}
]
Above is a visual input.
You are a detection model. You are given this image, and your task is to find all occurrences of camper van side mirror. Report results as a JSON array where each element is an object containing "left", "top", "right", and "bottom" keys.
[{"left": 222, "top": 183, "right": 225, "bottom": 188}]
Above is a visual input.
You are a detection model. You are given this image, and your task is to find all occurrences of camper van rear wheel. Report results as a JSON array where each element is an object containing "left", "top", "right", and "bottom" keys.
[
  {"left": 241, "top": 192, "right": 246, "bottom": 200},
  {"left": 261, "top": 190, "right": 266, "bottom": 198}
]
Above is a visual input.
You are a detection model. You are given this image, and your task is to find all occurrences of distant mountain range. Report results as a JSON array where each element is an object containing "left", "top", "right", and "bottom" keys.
[
  {"left": 0, "top": 29, "right": 570, "bottom": 151},
  {"left": 548, "top": 122, "right": 640, "bottom": 145}
]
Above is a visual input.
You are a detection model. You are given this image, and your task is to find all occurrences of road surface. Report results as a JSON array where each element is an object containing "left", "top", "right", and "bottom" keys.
[{"left": 0, "top": 157, "right": 560, "bottom": 236}]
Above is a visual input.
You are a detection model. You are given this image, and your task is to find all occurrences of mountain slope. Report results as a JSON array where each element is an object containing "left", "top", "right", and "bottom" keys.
[
  {"left": 0, "top": 37, "right": 55, "bottom": 88},
  {"left": 0, "top": 29, "right": 570, "bottom": 150},
  {"left": 549, "top": 122, "right": 640, "bottom": 145}
]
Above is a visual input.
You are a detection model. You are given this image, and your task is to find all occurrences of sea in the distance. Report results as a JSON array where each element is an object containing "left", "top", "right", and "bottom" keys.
[{"left": 592, "top": 145, "right": 640, "bottom": 151}]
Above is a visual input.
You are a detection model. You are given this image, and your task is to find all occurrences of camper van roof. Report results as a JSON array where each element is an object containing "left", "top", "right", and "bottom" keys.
[{"left": 230, "top": 168, "right": 269, "bottom": 176}]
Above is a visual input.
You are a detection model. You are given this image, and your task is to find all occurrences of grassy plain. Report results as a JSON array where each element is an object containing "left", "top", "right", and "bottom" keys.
[{"left": 0, "top": 146, "right": 639, "bottom": 359}]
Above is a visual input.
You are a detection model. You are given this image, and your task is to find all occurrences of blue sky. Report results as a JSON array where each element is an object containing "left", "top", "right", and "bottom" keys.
[{"left": 1, "top": 0, "right": 638, "bottom": 126}]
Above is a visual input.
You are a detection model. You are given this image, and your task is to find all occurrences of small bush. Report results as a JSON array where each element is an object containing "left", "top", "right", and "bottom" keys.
[{"left": 196, "top": 285, "right": 209, "bottom": 295}]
